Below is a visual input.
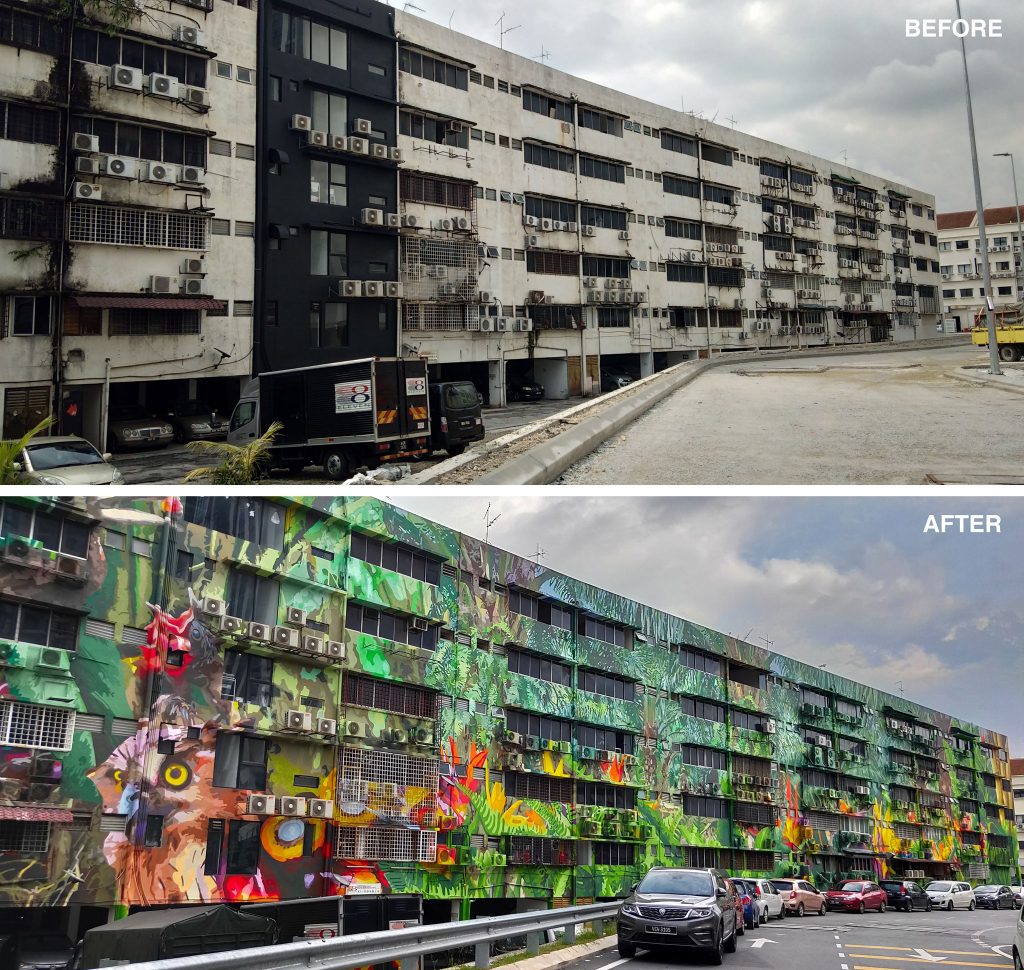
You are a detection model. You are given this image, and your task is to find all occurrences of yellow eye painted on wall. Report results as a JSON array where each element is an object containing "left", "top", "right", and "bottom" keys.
[
  {"left": 161, "top": 759, "right": 192, "bottom": 790},
  {"left": 262, "top": 816, "right": 325, "bottom": 861}
]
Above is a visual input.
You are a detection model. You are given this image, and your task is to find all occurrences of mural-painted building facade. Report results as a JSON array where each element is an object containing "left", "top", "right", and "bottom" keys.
[{"left": 0, "top": 496, "right": 1017, "bottom": 941}]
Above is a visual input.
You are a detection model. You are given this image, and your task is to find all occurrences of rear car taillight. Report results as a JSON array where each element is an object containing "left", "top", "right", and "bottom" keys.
[
  {"left": 902, "top": 886, "right": 907, "bottom": 895},
  {"left": 753, "top": 885, "right": 761, "bottom": 897},
  {"left": 790, "top": 891, "right": 798, "bottom": 899}
]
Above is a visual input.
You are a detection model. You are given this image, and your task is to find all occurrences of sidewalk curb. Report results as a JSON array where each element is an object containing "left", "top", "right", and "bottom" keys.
[
  {"left": 492, "top": 934, "right": 618, "bottom": 970},
  {"left": 950, "top": 366, "right": 1024, "bottom": 396},
  {"left": 473, "top": 337, "right": 973, "bottom": 485}
]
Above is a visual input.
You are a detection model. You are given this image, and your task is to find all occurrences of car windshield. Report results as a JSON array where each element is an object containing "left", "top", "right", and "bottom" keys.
[
  {"left": 25, "top": 441, "right": 104, "bottom": 470},
  {"left": 770, "top": 880, "right": 794, "bottom": 891},
  {"left": 839, "top": 882, "right": 867, "bottom": 891},
  {"left": 444, "top": 383, "right": 480, "bottom": 410},
  {"left": 110, "top": 405, "right": 154, "bottom": 420},
  {"left": 878, "top": 882, "right": 902, "bottom": 890},
  {"left": 927, "top": 882, "right": 951, "bottom": 891},
  {"left": 638, "top": 872, "right": 715, "bottom": 896},
  {"left": 175, "top": 400, "right": 211, "bottom": 416},
  {"left": 975, "top": 886, "right": 998, "bottom": 893}
]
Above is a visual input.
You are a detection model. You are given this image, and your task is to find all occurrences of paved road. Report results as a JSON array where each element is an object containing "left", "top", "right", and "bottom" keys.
[
  {"left": 113, "top": 398, "right": 583, "bottom": 485},
  {"left": 559, "top": 346, "right": 1024, "bottom": 485},
  {"left": 562, "top": 907, "right": 1017, "bottom": 970}
]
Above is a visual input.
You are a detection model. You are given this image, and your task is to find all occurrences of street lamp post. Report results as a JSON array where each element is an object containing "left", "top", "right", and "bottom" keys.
[
  {"left": 956, "top": 0, "right": 1000, "bottom": 374},
  {"left": 993, "top": 153, "right": 1024, "bottom": 295}
]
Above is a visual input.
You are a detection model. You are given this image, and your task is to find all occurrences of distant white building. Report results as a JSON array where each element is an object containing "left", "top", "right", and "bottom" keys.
[
  {"left": 392, "top": 9, "right": 942, "bottom": 403},
  {"left": 0, "top": 0, "right": 255, "bottom": 445},
  {"left": 1013, "top": 758, "right": 1024, "bottom": 874},
  {"left": 937, "top": 205, "right": 1024, "bottom": 331}
]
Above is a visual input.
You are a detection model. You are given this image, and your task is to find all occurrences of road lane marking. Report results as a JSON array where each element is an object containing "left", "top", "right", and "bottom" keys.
[
  {"left": 848, "top": 948, "right": 1010, "bottom": 956},
  {"left": 749, "top": 938, "right": 778, "bottom": 948},
  {"left": 850, "top": 960, "right": 1008, "bottom": 968},
  {"left": 590, "top": 958, "right": 633, "bottom": 970}
]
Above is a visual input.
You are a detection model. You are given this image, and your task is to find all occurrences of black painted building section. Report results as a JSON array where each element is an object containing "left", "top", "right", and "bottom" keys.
[{"left": 255, "top": 0, "right": 398, "bottom": 373}]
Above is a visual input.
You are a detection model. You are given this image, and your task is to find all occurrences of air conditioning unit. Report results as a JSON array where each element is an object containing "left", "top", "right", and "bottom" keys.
[
  {"left": 283, "top": 710, "right": 313, "bottom": 732},
  {"left": 73, "top": 132, "right": 100, "bottom": 154},
  {"left": 182, "top": 86, "right": 210, "bottom": 108},
  {"left": 540, "top": 218, "right": 554, "bottom": 231},
  {"left": 75, "top": 156, "right": 100, "bottom": 177},
  {"left": 523, "top": 215, "right": 539, "bottom": 228},
  {"left": 354, "top": 118, "right": 372, "bottom": 135},
  {"left": 494, "top": 317, "right": 509, "bottom": 331},
  {"left": 274, "top": 625, "right": 300, "bottom": 648},
  {"left": 247, "top": 622, "right": 271, "bottom": 642},
  {"left": 361, "top": 208, "right": 384, "bottom": 227},
  {"left": 325, "top": 640, "right": 345, "bottom": 660},
  {"left": 344, "top": 136, "right": 367, "bottom": 155},
  {"left": 346, "top": 721, "right": 366, "bottom": 738},
  {"left": 582, "top": 225, "right": 596, "bottom": 236},
  {"left": 180, "top": 257, "right": 206, "bottom": 276},
  {"left": 174, "top": 25, "right": 204, "bottom": 45},
  {"left": 146, "top": 73, "right": 179, "bottom": 100},
  {"left": 413, "top": 727, "right": 433, "bottom": 745},
  {"left": 220, "top": 615, "right": 246, "bottom": 636},
  {"left": 451, "top": 216, "right": 470, "bottom": 231},
  {"left": 140, "top": 161, "right": 177, "bottom": 184},
  {"left": 289, "top": 114, "right": 312, "bottom": 132},
  {"left": 433, "top": 218, "right": 453, "bottom": 231},
  {"left": 148, "top": 275, "right": 173, "bottom": 294},
  {"left": 383, "top": 212, "right": 401, "bottom": 229},
  {"left": 384, "top": 281, "right": 403, "bottom": 298},
  {"left": 307, "top": 798, "right": 334, "bottom": 819},
  {"left": 102, "top": 155, "right": 137, "bottom": 179},
  {"left": 362, "top": 281, "right": 383, "bottom": 298},
  {"left": 317, "top": 718, "right": 337, "bottom": 737},
  {"left": 618, "top": 230, "right": 631, "bottom": 240},
  {"left": 400, "top": 214, "right": 420, "bottom": 228},
  {"left": 110, "top": 64, "right": 143, "bottom": 92},
  {"left": 515, "top": 319, "right": 533, "bottom": 331},
  {"left": 246, "top": 794, "right": 277, "bottom": 815},
  {"left": 279, "top": 796, "right": 307, "bottom": 816},
  {"left": 302, "top": 635, "right": 325, "bottom": 656},
  {"left": 708, "top": 297, "right": 719, "bottom": 308},
  {"left": 178, "top": 166, "right": 205, "bottom": 186},
  {"left": 200, "top": 596, "right": 226, "bottom": 616},
  {"left": 181, "top": 278, "right": 207, "bottom": 296},
  {"left": 503, "top": 730, "right": 524, "bottom": 746},
  {"left": 553, "top": 220, "right": 567, "bottom": 231},
  {"left": 369, "top": 142, "right": 388, "bottom": 160}
]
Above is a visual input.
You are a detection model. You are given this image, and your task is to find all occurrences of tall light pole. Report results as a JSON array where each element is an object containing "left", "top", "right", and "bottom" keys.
[
  {"left": 956, "top": 0, "right": 1000, "bottom": 373},
  {"left": 993, "top": 152, "right": 1024, "bottom": 294}
]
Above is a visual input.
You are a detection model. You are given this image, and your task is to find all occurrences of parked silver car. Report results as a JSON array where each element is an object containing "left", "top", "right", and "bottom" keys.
[
  {"left": 13, "top": 436, "right": 123, "bottom": 485},
  {"left": 617, "top": 867, "right": 739, "bottom": 964}
]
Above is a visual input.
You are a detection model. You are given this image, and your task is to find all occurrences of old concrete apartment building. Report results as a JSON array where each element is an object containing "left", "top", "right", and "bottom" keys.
[
  {"left": 1, "top": 0, "right": 944, "bottom": 435},
  {"left": 0, "top": 0, "right": 255, "bottom": 442},
  {"left": 937, "top": 205, "right": 1024, "bottom": 332}
]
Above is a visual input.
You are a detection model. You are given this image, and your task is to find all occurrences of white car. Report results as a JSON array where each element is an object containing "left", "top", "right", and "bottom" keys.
[
  {"left": 749, "top": 877, "right": 786, "bottom": 921},
  {"left": 1013, "top": 902, "right": 1024, "bottom": 970},
  {"left": 925, "top": 880, "right": 976, "bottom": 911}
]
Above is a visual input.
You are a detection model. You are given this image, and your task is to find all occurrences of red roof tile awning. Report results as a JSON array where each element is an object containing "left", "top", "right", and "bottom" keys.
[
  {"left": 70, "top": 295, "right": 227, "bottom": 311},
  {"left": 0, "top": 805, "right": 74, "bottom": 822}
]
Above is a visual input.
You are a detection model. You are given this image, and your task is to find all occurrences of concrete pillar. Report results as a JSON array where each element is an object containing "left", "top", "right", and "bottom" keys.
[
  {"left": 487, "top": 358, "right": 504, "bottom": 407},
  {"left": 639, "top": 351, "right": 654, "bottom": 377},
  {"left": 526, "top": 931, "right": 541, "bottom": 955},
  {"left": 474, "top": 941, "right": 490, "bottom": 969},
  {"left": 563, "top": 921, "right": 577, "bottom": 945}
]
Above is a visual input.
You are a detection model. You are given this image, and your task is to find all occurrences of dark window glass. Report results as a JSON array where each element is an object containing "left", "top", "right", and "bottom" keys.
[{"left": 225, "top": 820, "right": 260, "bottom": 874}]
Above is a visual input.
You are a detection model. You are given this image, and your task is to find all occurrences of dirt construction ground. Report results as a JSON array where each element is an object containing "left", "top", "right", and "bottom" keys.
[{"left": 559, "top": 346, "right": 1024, "bottom": 485}]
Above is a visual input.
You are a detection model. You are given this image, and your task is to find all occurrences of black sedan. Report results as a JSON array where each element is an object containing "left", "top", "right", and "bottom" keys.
[
  {"left": 166, "top": 399, "right": 228, "bottom": 443},
  {"left": 507, "top": 376, "right": 544, "bottom": 402},
  {"left": 973, "top": 885, "right": 1015, "bottom": 909},
  {"left": 879, "top": 879, "right": 932, "bottom": 912}
]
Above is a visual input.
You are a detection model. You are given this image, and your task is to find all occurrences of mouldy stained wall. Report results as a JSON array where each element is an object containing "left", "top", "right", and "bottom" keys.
[{"left": 0, "top": 496, "right": 1017, "bottom": 913}]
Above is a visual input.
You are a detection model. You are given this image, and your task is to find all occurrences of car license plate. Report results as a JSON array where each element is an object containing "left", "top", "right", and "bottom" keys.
[{"left": 647, "top": 926, "right": 674, "bottom": 935}]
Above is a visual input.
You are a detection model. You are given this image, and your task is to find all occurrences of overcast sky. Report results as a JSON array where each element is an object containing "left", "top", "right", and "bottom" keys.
[
  {"left": 396, "top": 0, "right": 1024, "bottom": 213},
  {"left": 392, "top": 496, "right": 1024, "bottom": 756}
]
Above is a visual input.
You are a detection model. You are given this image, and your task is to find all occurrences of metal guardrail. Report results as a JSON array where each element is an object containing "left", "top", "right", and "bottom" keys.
[{"left": 113, "top": 902, "right": 621, "bottom": 970}]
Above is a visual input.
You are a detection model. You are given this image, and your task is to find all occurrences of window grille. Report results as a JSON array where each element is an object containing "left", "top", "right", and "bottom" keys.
[
  {"left": 335, "top": 826, "right": 437, "bottom": 861},
  {"left": 802, "top": 810, "right": 841, "bottom": 830},
  {"left": 0, "top": 820, "right": 49, "bottom": 852},
  {"left": 338, "top": 747, "right": 440, "bottom": 817},
  {"left": 510, "top": 836, "right": 574, "bottom": 865},
  {"left": 68, "top": 204, "right": 208, "bottom": 251},
  {"left": 0, "top": 701, "right": 75, "bottom": 751}
]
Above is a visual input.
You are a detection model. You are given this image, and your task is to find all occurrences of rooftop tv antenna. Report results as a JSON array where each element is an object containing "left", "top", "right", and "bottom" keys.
[
  {"left": 725, "top": 114, "right": 738, "bottom": 129},
  {"left": 536, "top": 46, "right": 550, "bottom": 64},
  {"left": 495, "top": 12, "right": 521, "bottom": 49},
  {"left": 896, "top": 679, "right": 905, "bottom": 697},
  {"left": 840, "top": 149, "right": 849, "bottom": 167},
  {"left": 483, "top": 503, "right": 501, "bottom": 545},
  {"left": 403, "top": 2, "right": 424, "bottom": 12},
  {"left": 530, "top": 543, "right": 547, "bottom": 566}
]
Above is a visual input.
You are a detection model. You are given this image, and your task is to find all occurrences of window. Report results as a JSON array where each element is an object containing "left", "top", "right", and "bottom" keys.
[
  {"left": 310, "top": 230, "right": 347, "bottom": 276},
  {"left": 685, "top": 795, "right": 728, "bottom": 817},
  {"left": 345, "top": 604, "right": 438, "bottom": 653},
  {"left": 343, "top": 673, "right": 438, "bottom": 718},
  {"left": 0, "top": 700, "right": 75, "bottom": 750},
  {"left": 272, "top": 11, "right": 347, "bottom": 69},
  {"left": 679, "top": 745, "right": 726, "bottom": 769},
  {"left": 308, "top": 301, "right": 347, "bottom": 349},
  {"left": 310, "top": 89, "right": 347, "bottom": 135},
  {"left": 579, "top": 107, "right": 621, "bottom": 136},
  {"left": 732, "top": 709, "right": 769, "bottom": 732},
  {"left": 575, "top": 725, "right": 635, "bottom": 755},
  {"left": 349, "top": 532, "right": 442, "bottom": 585},
  {"left": 222, "top": 651, "right": 273, "bottom": 707},
  {"left": 0, "top": 196, "right": 62, "bottom": 241},
  {"left": 703, "top": 184, "right": 736, "bottom": 206},
  {"left": 582, "top": 255, "right": 630, "bottom": 278},
  {"left": 707, "top": 267, "right": 743, "bottom": 288},
  {"left": 524, "top": 142, "right": 574, "bottom": 173},
  {"left": 525, "top": 196, "right": 577, "bottom": 224},
  {"left": 507, "top": 589, "right": 572, "bottom": 630},
  {"left": 0, "top": 100, "right": 59, "bottom": 145},
  {"left": 579, "top": 155, "right": 625, "bottom": 183},
  {"left": 183, "top": 497, "right": 284, "bottom": 548},
  {"left": 667, "top": 263, "right": 704, "bottom": 284},
  {"left": 507, "top": 647, "right": 572, "bottom": 686},
  {"left": 577, "top": 668, "right": 633, "bottom": 700},
  {"left": 0, "top": 502, "right": 90, "bottom": 557},
  {"left": 400, "top": 172, "right": 473, "bottom": 209},
  {"left": 681, "top": 697, "right": 725, "bottom": 723},
  {"left": 523, "top": 89, "right": 572, "bottom": 122},
  {"left": 662, "top": 131, "right": 696, "bottom": 156},
  {"left": 505, "top": 772, "right": 573, "bottom": 803},
  {"left": 580, "top": 205, "right": 627, "bottom": 231},
  {"left": 671, "top": 307, "right": 707, "bottom": 328},
  {"left": 526, "top": 249, "right": 578, "bottom": 276},
  {"left": 73, "top": 27, "right": 207, "bottom": 87},
  {"left": 0, "top": 820, "right": 50, "bottom": 852},
  {"left": 399, "top": 110, "right": 468, "bottom": 149},
  {"left": 213, "top": 733, "right": 268, "bottom": 789},
  {"left": 398, "top": 47, "right": 467, "bottom": 90},
  {"left": 143, "top": 814, "right": 164, "bottom": 847},
  {"left": 577, "top": 781, "right": 635, "bottom": 809},
  {"left": 665, "top": 218, "right": 702, "bottom": 240},
  {"left": 211, "top": 218, "right": 230, "bottom": 235},
  {"left": 509, "top": 836, "right": 575, "bottom": 865},
  {"left": 0, "top": 599, "right": 79, "bottom": 651},
  {"left": 68, "top": 204, "right": 208, "bottom": 251},
  {"left": 0, "top": 3, "right": 62, "bottom": 53},
  {"left": 235, "top": 143, "right": 255, "bottom": 160},
  {"left": 700, "top": 143, "right": 733, "bottom": 166},
  {"left": 528, "top": 304, "right": 584, "bottom": 330},
  {"left": 664, "top": 174, "right": 700, "bottom": 198},
  {"left": 108, "top": 308, "right": 201, "bottom": 336},
  {"left": 225, "top": 570, "right": 280, "bottom": 626},
  {"left": 594, "top": 842, "right": 635, "bottom": 865},
  {"left": 73, "top": 117, "right": 207, "bottom": 167},
  {"left": 597, "top": 307, "right": 631, "bottom": 328},
  {"left": 216, "top": 61, "right": 232, "bottom": 78},
  {"left": 506, "top": 710, "right": 571, "bottom": 743},
  {"left": 236, "top": 67, "right": 253, "bottom": 84},
  {"left": 579, "top": 614, "right": 627, "bottom": 647}
]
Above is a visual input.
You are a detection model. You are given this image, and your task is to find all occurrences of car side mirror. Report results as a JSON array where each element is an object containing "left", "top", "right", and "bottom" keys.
[
  {"left": 11, "top": 460, "right": 23, "bottom": 473},
  {"left": 477, "top": 393, "right": 484, "bottom": 405},
  {"left": 630, "top": 883, "right": 639, "bottom": 893},
  {"left": 102, "top": 453, "right": 113, "bottom": 461},
  {"left": 716, "top": 887, "right": 727, "bottom": 898}
]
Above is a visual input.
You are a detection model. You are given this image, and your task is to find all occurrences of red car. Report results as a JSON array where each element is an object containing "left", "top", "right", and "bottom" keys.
[{"left": 826, "top": 879, "right": 888, "bottom": 913}]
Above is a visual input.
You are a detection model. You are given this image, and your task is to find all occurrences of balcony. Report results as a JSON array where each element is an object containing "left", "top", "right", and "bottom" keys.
[
  {"left": 728, "top": 680, "right": 769, "bottom": 713},
  {"left": 729, "top": 726, "right": 774, "bottom": 759}
]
